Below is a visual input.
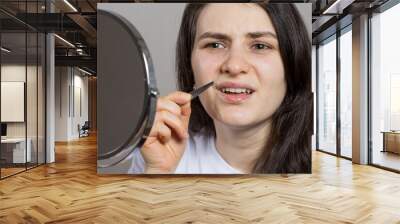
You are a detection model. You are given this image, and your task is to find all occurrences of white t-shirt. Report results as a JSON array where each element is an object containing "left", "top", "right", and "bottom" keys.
[{"left": 128, "top": 131, "right": 242, "bottom": 174}]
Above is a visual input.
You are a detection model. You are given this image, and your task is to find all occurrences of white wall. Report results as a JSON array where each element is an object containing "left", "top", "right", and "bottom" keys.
[
  {"left": 1, "top": 82, "right": 24, "bottom": 122},
  {"left": 1, "top": 64, "right": 26, "bottom": 80},
  {"left": 1, "top": 65, "right": 26, "bottom": 141},
  {"left": 55, "top": 67, "right": 68, "bottom": 141},
  {"left": 72, "top": 72, "right": 89, "bottom": 138},
  {"left": 1, "top": 64, "right": 46, "bottom": 163},
  {"left": 55, "top": 67, "right": 89, "bottom": 141},
  {"left": 1, "top": 65, "right": 32, "bottom": 138}
]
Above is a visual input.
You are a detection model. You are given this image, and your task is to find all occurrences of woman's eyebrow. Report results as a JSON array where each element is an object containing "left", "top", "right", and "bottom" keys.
[
  {"left": 246, "top": 31, "right": 277, "bottom": 39},
  {"left": 198, "top": 32, "right": 230, "bottom": 41}
]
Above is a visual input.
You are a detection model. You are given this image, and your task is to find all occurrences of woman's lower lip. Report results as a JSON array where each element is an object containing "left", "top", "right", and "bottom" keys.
[{"left": 218, "top": 91, "right": 252, "bottom": 103}]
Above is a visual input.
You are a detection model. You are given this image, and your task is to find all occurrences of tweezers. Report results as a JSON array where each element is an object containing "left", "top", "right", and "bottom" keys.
[{"left": 190, "top": 81, "right": 214, "bottom": 100}]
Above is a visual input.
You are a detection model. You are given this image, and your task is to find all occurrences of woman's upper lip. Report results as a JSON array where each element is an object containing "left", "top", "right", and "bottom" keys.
[{"left": 215, "top": 82, "right": 256, "bottom": 91}]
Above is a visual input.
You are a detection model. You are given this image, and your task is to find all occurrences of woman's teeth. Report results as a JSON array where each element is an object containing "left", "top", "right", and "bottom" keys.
[{"left": 221, "top": 88, "right": 253, "bottom": 94}]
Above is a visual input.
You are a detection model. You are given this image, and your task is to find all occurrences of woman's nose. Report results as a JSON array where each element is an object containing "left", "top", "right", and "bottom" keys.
[{"left": 220, "top": 48, "right": 250, "bottom": 76}]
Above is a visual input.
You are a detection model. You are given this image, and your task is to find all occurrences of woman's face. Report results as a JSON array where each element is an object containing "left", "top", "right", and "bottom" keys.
[{"left": 191, "top": 3, "right": 286, "bottom": 129}]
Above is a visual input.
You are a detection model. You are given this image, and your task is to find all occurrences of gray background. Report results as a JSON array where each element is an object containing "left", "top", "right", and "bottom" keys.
[{"left": 97, "top": 3, "right": 311, "bottom": 173}]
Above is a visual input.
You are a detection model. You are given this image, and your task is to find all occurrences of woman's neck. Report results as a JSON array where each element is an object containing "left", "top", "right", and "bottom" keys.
[{"left": 213, "top": 120, "right": 271, "bottom": 173}]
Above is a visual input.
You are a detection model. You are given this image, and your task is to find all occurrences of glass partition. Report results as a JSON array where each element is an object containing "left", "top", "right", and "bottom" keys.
[
  {"left": 26, "top": 0, "right": 45, "bottom": 169},
  {"left": 27, "top": 31, "right": 38, "bottom": 169},
  {"left": 339, "top": 26, "right": 352, "bottom": 158},
  {"left": 317, "top": 35, "right": 337, "bottom": 155},
  {"left": 0, "top": 1, "right": 46, "bottom": 179},
  {"left": 370, "top": 2, "right": 400, "bottom": 171},
  {"left": 1, "top": 31, "right": 28, "bottom": 177},
  {"left": 38, "top": 32, "right": 45, "bottom": 165}
]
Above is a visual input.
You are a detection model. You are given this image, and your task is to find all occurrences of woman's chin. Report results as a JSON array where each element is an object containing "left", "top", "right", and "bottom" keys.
[{"left": 216, "top": 113, "right": 256, "bottom": 128}]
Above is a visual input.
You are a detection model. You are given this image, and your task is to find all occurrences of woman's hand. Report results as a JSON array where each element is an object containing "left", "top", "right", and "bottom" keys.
[{"left": 141, "top": 91, "right": 192, "bottom": 173}]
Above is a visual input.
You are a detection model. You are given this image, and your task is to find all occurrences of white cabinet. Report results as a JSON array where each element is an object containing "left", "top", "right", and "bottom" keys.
[{"left": 1, "top": 138, "right": 32, "bottom": 163}]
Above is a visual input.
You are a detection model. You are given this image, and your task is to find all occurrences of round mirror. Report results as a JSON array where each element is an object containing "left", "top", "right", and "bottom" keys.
[{"left": 97, "top": 10, "right": 158, "bottom": 168}]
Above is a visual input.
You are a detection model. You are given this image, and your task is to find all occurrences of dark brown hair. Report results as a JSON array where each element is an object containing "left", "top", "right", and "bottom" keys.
[{"left": 176, "top": 3, "right": 312, "bottom": 173}]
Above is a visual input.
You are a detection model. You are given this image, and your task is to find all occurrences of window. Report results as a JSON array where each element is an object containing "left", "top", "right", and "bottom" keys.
[
  {"left": 370, "top": 2, "right": 400, "bottom": 171},
  {"left": 339, "top": 27, "right": 352, "bottom": 158},
  {"left": 317, "top": 35, "right": 337, "bottom": 154}
]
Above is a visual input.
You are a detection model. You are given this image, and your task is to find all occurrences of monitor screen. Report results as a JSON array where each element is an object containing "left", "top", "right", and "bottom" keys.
[{"left": 1, "top": 123, "right": 7, "bottom": 137}]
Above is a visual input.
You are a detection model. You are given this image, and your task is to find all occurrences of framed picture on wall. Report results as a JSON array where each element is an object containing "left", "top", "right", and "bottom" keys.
[{"left": 1, "top": 81, "right": 25, "bottom": 122}]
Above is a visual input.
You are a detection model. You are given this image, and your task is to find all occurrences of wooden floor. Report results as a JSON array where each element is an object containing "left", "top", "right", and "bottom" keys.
[
  {"left": 1, "top": 135, "right": 400, "bottom": 223},
  {"left": 1, "top": 167, "right": 26, "bottom": 178},
  {"left": 1, "top": 163, "right": 44, "bottom": 178},
  {"left": 373, "top": 151, "right": 400, "bottom": 171}
]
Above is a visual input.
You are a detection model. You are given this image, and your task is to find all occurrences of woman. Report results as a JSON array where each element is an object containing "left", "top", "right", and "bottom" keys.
[{"left": 130, "top": 3, "right": 312, "bottom": 174}]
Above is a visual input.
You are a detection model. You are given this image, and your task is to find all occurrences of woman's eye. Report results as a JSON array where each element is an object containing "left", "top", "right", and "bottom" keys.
[
  {"left": 253, "top": 43, "right": 271, "bottom": 50},
  {"left": 206, "top": 42, "right": 224, "bottom": 49}
]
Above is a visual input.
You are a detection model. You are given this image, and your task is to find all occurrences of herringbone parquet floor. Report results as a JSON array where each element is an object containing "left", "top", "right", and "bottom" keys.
[{"left": 1, "top": 134, "right": 400, "bottom": 223}]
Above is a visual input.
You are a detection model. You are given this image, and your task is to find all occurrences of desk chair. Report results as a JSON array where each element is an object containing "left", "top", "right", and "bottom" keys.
[{"left": 78, "top": 121, "right": 90, "bottom": 138}]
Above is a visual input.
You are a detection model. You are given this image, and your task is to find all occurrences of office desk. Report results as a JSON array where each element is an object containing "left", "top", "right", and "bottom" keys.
[
  {"left": 1, "top": 138, "right": 31, "bottom": 163},
  {"left": 381, "top": 131, "right": 400, "bottom": 154}
]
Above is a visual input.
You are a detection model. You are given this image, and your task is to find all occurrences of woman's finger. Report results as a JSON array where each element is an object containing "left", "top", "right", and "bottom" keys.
[
  {"left": 165, "top": 91, "right": 192, "bottom": 106},
  {"left": 147, "top": 112, "right": 162, "bottom": 138},
  {"left": 180, "top": 101, "right": 192, "bottom": 127},
  {"left": 158, "top": 110, "right": 188, "bottom": 140},
  {"left": 157, "top": 123, "right": 171, "bottom": 144},
  {"left": 157, "top": 98, "right": 181, "bottom": 116}
]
